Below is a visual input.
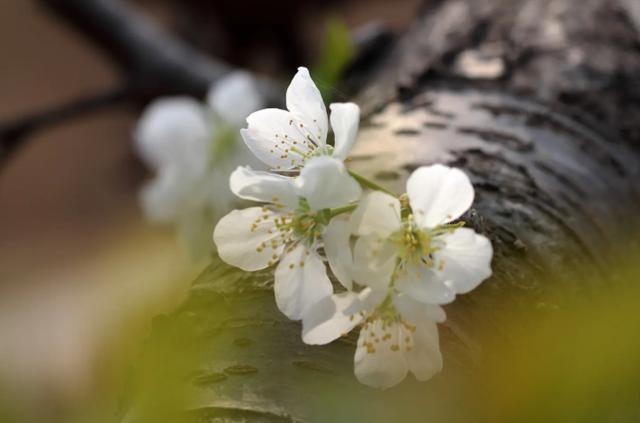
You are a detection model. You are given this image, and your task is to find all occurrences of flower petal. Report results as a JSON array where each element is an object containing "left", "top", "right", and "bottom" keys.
[
  {"left": 406, "top": 165, "right": 474, "bottom": 228},
  {"left": 405, "top": 319, "right": 442, "bottom": 382},
  {"left": 229, "top": 166, "right": 298, "bottom": 209},
  {"left": 393, "top": 294, "right": 447, "bottom": 324},
  {"left": 434, "top": 228, "right": 493, "bottom": 294},
  {"left": 302, "top": 291, "right": 364, "bottom": 345},
  {"left": 354, "top": 319, "right": 409, "bottom": 389},
  {"left": 329, "top": 102, "right": 360, "bottom": 159},
  {"left": 352, "top": 235, "right": 396, "bottom": 291},
  {"left": 323, "top": 217, "right": 354, "bottom": 289},
  {"left": 274, "top": 244, "right": 333, "bottom": 320},
  {"left": 286, "top": 67, "right": 328, "bottom": 147},
  {"left": 295, "top": 156, "right": 361, "bottom": 210},
  {"left": 242, "top": 108, "right": 314, "bottom": 170},
  {"left": 207, "top": 71, "right": 262, "bottom": 126},
  {"left": 139, "top": 169, "right": 186, "bottom": 223},
  {"left": 395, "top": 262, "right": 455, "bottom": 304},
  {"left": 213, "top": 207, "right": 285, "bottom": 271},
  {"left": 350, "top": 191, "right": 401, "bottom": 237},
  {"left": 134, "top": 97, "right": 209, "bottom": 170}
]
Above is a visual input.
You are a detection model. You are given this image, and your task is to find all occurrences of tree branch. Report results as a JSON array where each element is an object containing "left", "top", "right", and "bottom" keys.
[
  {"left": 0, "top": 84, "right": 130, "bottom": 169},
  {"left": 3, "top": 0, "right": 283, "bottom": 168},
  {"left": 37, "top": 0, "right": 232, "bottom": 99},
  {"left": 127, "top": 0, "right": 640, "bottom": 420}
]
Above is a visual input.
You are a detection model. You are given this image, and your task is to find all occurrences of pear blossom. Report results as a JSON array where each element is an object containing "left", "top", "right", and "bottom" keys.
[
  {"left": 350, "top": 164, "right": 493, "bottom": 305},
  {"left": 213, "top": 156, "right": 361, "bottom": 320},
  {"left": 197, "top": 65, "right": 493, "bottom": 389},
  {"left": 302, "top": 286, "right": 445, "bottom": 389},
  {"left": 299, "top": 164, "right": 492, "bottom": 388},
  {"left": 241, "top": 67, "right": 360, "bottom": 170},
  {"left": 134, "top": 72, "right": 263, "bottom": 255}
]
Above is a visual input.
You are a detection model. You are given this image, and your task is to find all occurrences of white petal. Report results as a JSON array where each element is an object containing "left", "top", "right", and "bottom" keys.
[
  {"left": 352, "top": 235, "right": 396, "bottom": 291},
  {"left": 229, "top": 166, "right": 298, "bottom": 209},
  {"left": 354, "top": 319, "right": 409, "bottom": 389},
  {"left": 286, "top": 67, "right": 328, "bottom": 147},
  {"left": 323, "top": 217, "right": 354, "bottom": 289},
  {"left": 406, "top": 165, "right": 474, "bottom": 228},
  {"left": 395, "top": 262, "right": 455, "bottom": 304},
  {"left": 139, "top": 170, "right": 186, "bottom": 224},
  {"left": 207, "top": 71, "right": 262, "bottom": 126},
  {"left": 434, "top": 228, "right": 493, "bottom": 294},
  {"left": 295, "top": 156, "right": 361, "bottom": 210},
  {"left": 359, "top": 286, "right": 389, "bottom": 311},
  {"left": 274, "top": 244, "right": 333, "bottom": 320},
  {"left": 405, "top": 319, "right": 442, "bottom": 382},
  {"left": 329, "top": 102, "right": 360, "bottom": 159},
  {"left": 302, "top": 291, "right": 364, "bottom": 345},
  {"left": 242, "top": 109, "right": 315, "bottom": 170},
  {"left": 393, "top": 294, "right": 446, "bottom": 324},
  {"left": 134, "top": 98, "right": 209, "bottom": 170},
  {"left": 350, "top": 191, "right": 401, "bottom": 237},
  {"left": 213, "top": 207, "right": 285, "bottom": 271}
]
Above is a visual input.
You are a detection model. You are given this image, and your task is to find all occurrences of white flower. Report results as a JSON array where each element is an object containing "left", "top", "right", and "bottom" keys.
[
  {"left": 350, "top": 164, "right": 493, "bottom": 305},
  {"left": 213, "top": 156, "right": 361, "bottom": 319},
  {"left": 302, "top": 286, "right": 445, "bottom": 389},
  {"left": 241, "top": 67, "right": 360, "bottom": 170},
  {"left": 134, "top": 72, "right": 263, "bottom": 254}
]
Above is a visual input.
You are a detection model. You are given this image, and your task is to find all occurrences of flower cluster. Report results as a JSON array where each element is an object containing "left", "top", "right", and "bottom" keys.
[
  {"left": 135, "top": 71, "right": 264, "bottom": 257},
  {"left": 213, "top": 67, "right": 493, "bottom": 388}
]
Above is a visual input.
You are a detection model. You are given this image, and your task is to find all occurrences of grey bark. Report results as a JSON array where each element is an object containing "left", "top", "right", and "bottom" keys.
[{"left": 129, "top": 0, "right": 640, "bottom": 421}]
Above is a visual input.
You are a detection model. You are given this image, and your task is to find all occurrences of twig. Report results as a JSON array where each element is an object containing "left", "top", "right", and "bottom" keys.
[
  {"left": 1, "top": 0, "right": 281, "bottom": 168},
  {"left": 7, "top": 0, "right": 384, "bottom": 169},
  {"left": 0, "top": 84, "right": 130, "bottom": 169},
  {"left": 37, "top": 0, "right": 230, "bottom": 99}
]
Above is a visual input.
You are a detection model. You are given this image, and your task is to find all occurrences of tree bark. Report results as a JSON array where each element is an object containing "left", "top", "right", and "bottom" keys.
[{"left": 129, "top": 0, "right": 640, "bottom": 421}]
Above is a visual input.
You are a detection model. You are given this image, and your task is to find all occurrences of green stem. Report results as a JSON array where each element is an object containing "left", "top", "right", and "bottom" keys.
[
  {"left": 348, "top": 170, "right": 397, "bottom": 197},
  {"left": 430, "top": 221, "right": 466, "bottom": 236},
  {"left": 329, "top": 203, "right": 358, "bottom": 218}
]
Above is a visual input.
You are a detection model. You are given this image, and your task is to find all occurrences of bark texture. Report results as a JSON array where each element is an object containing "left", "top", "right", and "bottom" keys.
[{"left": 130, "top": 0, "right": 640, "bottom": 421}]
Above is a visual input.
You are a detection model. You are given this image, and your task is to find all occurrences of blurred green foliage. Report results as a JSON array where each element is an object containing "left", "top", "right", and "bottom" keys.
[
  {"left": 471, "top": 255, "right": 640, "bottom": 422},
  {"left": 312, "top": 17, "right": 355, "bottom": 102}
]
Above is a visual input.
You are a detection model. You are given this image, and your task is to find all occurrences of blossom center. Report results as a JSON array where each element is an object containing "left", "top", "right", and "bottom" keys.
[
  {"left": 208, "top": 122, "right": 237, "bottom": 166},
  {"left": 360, "top": 303, "right": 416, "bottom": 355},
  {"left": 389, "top": 215, "right": 437, "bottom": 264},
  {"left": 250, "top": 199, "right": 330, "bottom": 259},
  {"left": 290, "top": 198, "right": 331, "bottom": 245}
]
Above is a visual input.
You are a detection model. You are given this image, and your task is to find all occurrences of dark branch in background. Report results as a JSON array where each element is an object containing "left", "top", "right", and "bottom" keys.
[
  {"left": 38, "top": 0, "right": 232, "bottom": 99},
  {"left": 2, "top": 0, "right": 389, "bottom": 169},
  {"left": 36, "top": 0, "right": 389, "bottom": 101},
  {"left": 0, "top": 84, "right": 130, "bottom": 166},
  {"left": 0, "top": 0, "right": 281, "bottom": 169}
]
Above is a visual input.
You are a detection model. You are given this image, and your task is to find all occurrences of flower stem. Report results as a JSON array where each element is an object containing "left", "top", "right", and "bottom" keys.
[
  {"left": 430, "top": 221, "right": 466, "bottom": 236},
  {"left": 330, "top": 203, "right": 358, "bottom": 218},
  {"left": 347, "top": 170, "right": 397, "bottom": 197}
]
